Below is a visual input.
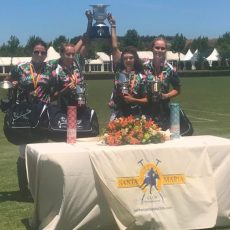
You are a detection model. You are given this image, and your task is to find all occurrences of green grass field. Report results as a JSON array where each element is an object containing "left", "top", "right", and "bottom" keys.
[
  {"left": 0, "top": 76, "right": 230, "bottom": 229},
  {"left": 85, "top": 76, "right": 230, "bottom": 138}
]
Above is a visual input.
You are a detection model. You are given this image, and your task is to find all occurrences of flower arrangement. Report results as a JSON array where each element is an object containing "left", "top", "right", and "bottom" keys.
[{"left": 102, "top": 115, "right": 166, "bottom": 146}]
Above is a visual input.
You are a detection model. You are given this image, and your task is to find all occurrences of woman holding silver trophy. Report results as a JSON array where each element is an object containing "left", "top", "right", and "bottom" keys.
[
  {"left": 50, "top": 10, "right": 93, "bottom": 107},
  {"left": 47, "top": 10, "right": 99, "bottom": 139},
  {"left": 107, "top": 14, "right": 148, "bottom": 120},
  {"left": 144, "top": 37, "right": 180, "bottom": 129},
  {"left": 144, "top": 37, "right": 193, "bottom": 135}
]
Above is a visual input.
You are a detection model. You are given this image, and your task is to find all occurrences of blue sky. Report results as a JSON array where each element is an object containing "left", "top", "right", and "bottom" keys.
[{"left": 0, "top": 0, "right": 229, "bottom": 45}]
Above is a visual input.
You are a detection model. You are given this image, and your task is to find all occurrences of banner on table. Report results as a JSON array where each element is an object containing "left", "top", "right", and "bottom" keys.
[{"left": 89, "top": 144, "right": 217, "bottom": 229}]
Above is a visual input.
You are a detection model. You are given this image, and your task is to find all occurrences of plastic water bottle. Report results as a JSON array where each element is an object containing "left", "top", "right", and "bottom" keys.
[
  {"left": 170, "top": 103, "right": 180, "bottom": 139},
  {"left": 67, "top": 106, "right": 77, "bottom": 144}
]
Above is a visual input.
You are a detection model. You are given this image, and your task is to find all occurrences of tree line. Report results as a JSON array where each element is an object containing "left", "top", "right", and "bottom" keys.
[{"left": 0, "top": 30, "right": 230, "bottom": 65}]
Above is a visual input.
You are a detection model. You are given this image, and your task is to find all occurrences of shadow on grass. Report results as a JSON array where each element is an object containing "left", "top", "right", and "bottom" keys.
[
  {"left": 0, "top": 190, "right": 33, "bottom": 203},
  {"left": 21, "top": 218, "right": 37, "bottom": 230}
]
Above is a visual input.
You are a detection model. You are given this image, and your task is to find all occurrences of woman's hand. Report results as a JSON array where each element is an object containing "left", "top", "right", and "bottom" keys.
[
  {"left": 12, "top": 80, "right": 19, "bottom": 88},
  {"left": 123, "top": 94, "right": 148, "bottom": 105},
  {"left": 85, "top": 10, "right": 93, "bottom": 22},
  {"left": 123, "top": 94, "right": 135, "bottom": 103},
  {"left": 67, "top": 74, "right": 78, "bottom": 90},
  {"left": 161, "top": 93, "right": 169, "bottom": 100},
  {"left": 107, "top": 13, "right": 116, "bottom": 26},
  {"left": 67, "top": 81, "right": 77, "bottom": 90}
]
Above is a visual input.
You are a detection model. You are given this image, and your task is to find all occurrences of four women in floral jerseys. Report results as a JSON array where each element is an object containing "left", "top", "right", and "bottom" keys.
[
  {"left": 8, "top": 12, "right": 180, "bottom": 197},
  {"left": 11, "top": 13, "right": 180, "bottom": 136}
]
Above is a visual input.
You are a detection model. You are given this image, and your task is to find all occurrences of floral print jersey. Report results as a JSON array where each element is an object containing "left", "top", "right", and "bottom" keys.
[
  {"left": 11, "top": 61, "right": 56, "bottom": 104},
  {"left": 48, "top": 54, "right": 83, "bottom": 90},
  {"left": 48, "top": 54, "right": 84, "bottom": 106},
  {"left": 143, "top": 61, "right": 181, "bottom": 127},
  {"left": 114, "top": 71, "right": 146, "bottom": 96},
  {"left": 110, "top": 70, "right": 147, "bottom": 118},
  {"left": 144, "top": 61, "right": 180, "bottom": 94}
]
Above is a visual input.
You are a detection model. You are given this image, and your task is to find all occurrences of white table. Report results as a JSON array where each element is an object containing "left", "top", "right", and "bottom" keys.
[
  {"left": 25, "top": 135, "right": 230, "bottom": 230},
  {"left": 26, "top": 141, "right": 115, "bottom": 230}
]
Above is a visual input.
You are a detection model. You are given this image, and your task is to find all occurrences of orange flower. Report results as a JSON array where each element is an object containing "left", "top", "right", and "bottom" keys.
[
  {"left": 108, "top": 121, "right": 116, "bottom": 131},
  {"left": 129, "top": 137, "right": 141, "bottom": 145}
]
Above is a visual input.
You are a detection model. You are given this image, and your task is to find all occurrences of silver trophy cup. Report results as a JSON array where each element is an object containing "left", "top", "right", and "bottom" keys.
[
  {"left": 90, "top": 4, "right": 110, "bottom": 38},
  {"left": 75, "top": 84, "right": 86, "bottom": 107},
  {"left": 0, "top": 80, "right": 13, "bottom": 89},
  {"left": 0, "top": 80, "right": 13, "bottom": 112},
  {"left": 118, "top": 72, "right": 129, "bottom": 95},
  {"left": 151, "top": 78, "right": 161, "bottom": 93},
  {"left": 148, "top": 78, "right": 162, "bottom": 103}
]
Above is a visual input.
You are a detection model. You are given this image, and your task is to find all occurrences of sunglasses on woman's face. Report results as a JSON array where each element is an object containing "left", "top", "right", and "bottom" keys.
[
  {"left": 33, "top": 50, "right": 47, "bottom": 55},
  {"left": 154, "top": 46, "right": 166, "bottom": 51}
]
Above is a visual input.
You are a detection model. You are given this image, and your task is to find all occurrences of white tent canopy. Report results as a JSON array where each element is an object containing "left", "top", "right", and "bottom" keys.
[
  {"left": 206, "top": 48, "right": 220, "bottom": 67},
  {"left": 12, "top": 57, "right": 31, "bottom": 65},
  {"left": 206, "top": 48, "right": 220, "bottom": 61},
  {"left": 191, "top": 49, "right": 199, "bottom": 62},
  {"left": 0, "top": 57, "right": 12, "bottom": 66},
  {"left": 137, "top": 51, "right": 153, "bottom": 60},
  {"left": 190, "top": 49, "right": 200, "bottom": 70},
  {"left": 96, "top": 52, "right": 111, "bottom": 62},
  {"left": 0, "top": 57, "right": 31, "bottom": 66},
  {"left": 137, "top": 51, "right": 184, "bottom": 62},
  {"left": 88, "top": 59, "right": 103, "bottom": 65},
  {"left": 167, "top": 51, "right": 184, "bottom": 61},
  {"left": 181, "top": 49, "right": 193, "bottom": 61},
  {"left": 46, "top": 46, "right": 60, "bottom": 61}
]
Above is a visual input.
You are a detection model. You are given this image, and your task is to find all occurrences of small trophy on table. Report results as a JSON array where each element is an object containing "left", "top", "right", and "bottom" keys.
[{"left": 89, "top": 4, "right": 110, "bottom": 39}]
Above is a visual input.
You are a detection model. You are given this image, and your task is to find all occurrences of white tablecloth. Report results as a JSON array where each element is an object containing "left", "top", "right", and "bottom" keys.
[
  {"left": 25, "top": 135, "right": 230, "bottom": 230},
  {"left": 26, "top": 141, "right": 115, "bottom": 230}
]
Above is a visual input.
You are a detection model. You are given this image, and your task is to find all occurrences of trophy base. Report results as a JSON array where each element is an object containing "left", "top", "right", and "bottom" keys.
[{"left": 90, "top": 25, "right": 110, "bottom": 39}]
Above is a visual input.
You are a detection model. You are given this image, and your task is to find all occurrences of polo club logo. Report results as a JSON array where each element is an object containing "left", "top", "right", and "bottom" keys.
[{"left": 116, "top": 158, "right": 185, "bottom": 202}]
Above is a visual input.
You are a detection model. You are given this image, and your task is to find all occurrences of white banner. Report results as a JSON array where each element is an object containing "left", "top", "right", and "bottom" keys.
[{"left": 90, "top": 143, "right": 217, "bottom": 230}]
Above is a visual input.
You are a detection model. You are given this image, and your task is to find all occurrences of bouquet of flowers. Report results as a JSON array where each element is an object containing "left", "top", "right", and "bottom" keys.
[{"left": 102, "top": 115, "right": 167, "bottom": 146}]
